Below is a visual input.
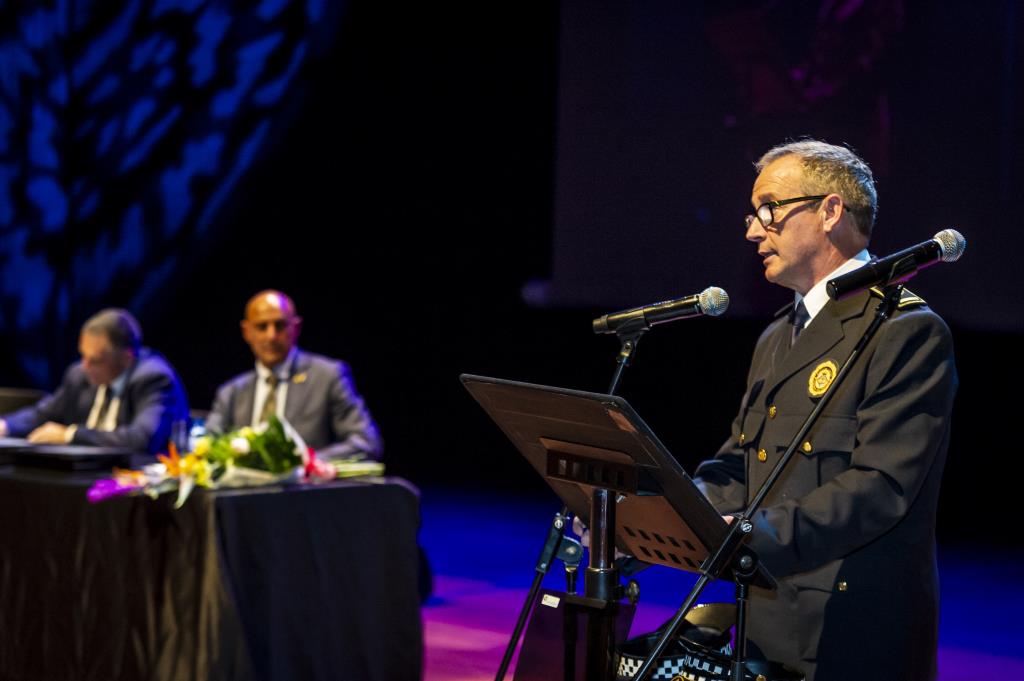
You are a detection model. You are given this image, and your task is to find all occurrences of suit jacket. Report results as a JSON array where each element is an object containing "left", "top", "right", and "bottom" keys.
[
  {"left": 694, "top": 288, "right": 957, "bottom": 681},
  {"left": 3, "top": 348, "right": 190, "bottom": 455},
  {"left": 206, "top": 349, "right": 382, "bottom": 461}
]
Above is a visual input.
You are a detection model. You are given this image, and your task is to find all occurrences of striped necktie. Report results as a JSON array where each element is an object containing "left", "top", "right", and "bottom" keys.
[
  {"left": 87, "top": 385, "right": 114, "bottom": 429},
  {"left": 259, "top": 374, "right": 279, "bottom": 424},
  {"left": 791, "top": 300, "right": 810, "bottom": 347}
]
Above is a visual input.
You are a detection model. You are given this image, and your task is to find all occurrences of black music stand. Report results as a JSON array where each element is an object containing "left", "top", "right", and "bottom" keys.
[{"left": 462, "top": 374, "right": 774, "bottom": 681}]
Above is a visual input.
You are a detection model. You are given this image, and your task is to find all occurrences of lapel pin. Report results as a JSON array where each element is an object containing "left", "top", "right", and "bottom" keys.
[{"left": 292, "top": 372, "right": 307, "bottom": 384}]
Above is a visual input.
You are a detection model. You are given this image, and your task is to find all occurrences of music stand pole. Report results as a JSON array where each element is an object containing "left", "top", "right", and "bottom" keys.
[
  {"left": 494, "top": 327, "right": 647, "bottom": 681},
  {"left": 633, "top": 285, "right": 905, "bottom": 681},
  {"left": 578, "top": 326, "right": 649, "bottom": 680}
]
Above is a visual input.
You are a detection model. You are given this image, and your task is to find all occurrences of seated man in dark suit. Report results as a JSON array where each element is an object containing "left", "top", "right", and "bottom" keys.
[
  {"left": 206, "top": 290, "right": 383, "bottom": 461},
  {"left": 0, "top": 308, "right": 190, "bottom": 454}
]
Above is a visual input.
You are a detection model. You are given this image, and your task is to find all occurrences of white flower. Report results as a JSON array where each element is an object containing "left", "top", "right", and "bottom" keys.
[
  {"left": 230, "top": 436, "right": 251, "bottom": 454},
  {"left": 142, "top": 462, "right": 168, "bottom": 484}
]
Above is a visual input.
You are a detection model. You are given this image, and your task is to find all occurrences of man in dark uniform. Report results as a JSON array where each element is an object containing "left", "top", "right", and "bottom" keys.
[{"left": 693, "top": 140, "right": 957, "bottom": 681}]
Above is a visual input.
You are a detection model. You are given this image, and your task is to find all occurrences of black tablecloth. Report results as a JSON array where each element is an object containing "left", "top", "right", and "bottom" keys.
[{"left": 0, "top": 467, "right": 423, "bottom": 681}]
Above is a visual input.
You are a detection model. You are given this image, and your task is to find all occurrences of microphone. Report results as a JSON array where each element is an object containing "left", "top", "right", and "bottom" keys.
[
  {"left": 826, "top": 229, "right": 966, "bottom": 301},
  {"left": 592, "top": 286, "right": 729, "bottom": 335}
]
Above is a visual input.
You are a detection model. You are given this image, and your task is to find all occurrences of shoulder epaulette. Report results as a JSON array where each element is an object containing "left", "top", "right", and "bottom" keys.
[{"left": 869, "top": 286, "right": 927, "bottom": 309}]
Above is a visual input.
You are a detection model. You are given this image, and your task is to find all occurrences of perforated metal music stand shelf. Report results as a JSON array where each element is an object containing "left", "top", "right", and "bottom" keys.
[{"left": 461, "top": 374, "right": 773, "bottom": 587}]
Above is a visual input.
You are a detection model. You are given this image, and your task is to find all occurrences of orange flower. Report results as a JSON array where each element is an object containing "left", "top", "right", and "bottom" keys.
[
  {"left": 158, "top": 442, "right": 182, "bottom": 476},
  {"left": 112, "top": 467, "right": 147, "bottom": 487}
]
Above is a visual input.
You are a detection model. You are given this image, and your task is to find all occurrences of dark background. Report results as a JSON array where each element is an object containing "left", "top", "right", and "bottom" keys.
[{"left": 0, "top": 0, "right": 1020, "bottom": 545}]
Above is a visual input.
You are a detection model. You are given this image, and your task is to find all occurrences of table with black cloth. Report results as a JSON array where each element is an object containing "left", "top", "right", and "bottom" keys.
[{"left": 0, "top": 465, "right": 423, "bottom": 681}]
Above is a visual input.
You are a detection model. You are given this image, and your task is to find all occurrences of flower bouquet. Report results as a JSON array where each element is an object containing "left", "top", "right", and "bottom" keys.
[{"left": 87, "top": 416, "right": 383, "bottom": 508}]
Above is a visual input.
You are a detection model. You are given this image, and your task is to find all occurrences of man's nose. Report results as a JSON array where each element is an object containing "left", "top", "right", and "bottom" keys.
[{"left": 745, "top": 218, "right": 766, "bottom": 243}]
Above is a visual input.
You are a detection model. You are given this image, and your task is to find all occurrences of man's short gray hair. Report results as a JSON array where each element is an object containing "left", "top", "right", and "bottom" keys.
[
  {"left": 82, "top": 308, "right": 142, "bottom": 352},
  {"left": 756, "top": 140, "right": 877, "bottom": 238}
]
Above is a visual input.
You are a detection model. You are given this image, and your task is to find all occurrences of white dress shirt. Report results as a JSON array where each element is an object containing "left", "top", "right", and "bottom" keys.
[
  {"left": 66, "top": 369, "right": 130, "bottom": 442},
  {"left": 87, "top": 370, "right": 128, "bottom": 430},
  {"left": 250, "top": 347, "right": 297, "bottom": 427},
  {"left": 794, "top": 249, "right": 871, "bottom": 328}
]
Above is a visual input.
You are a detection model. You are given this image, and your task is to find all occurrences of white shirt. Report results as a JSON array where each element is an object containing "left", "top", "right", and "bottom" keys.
[
  {"left": 794, "top": 249, "right": 871, "bottom": 328},
  {"left": 68, "top": 369, "right": 130, "bottom": 441},
  {"left": 86, "top": 370, "right": 129, "bottom": 431},
  {"left": 250, "top": 347, "right": 297, "bottom": 427}
]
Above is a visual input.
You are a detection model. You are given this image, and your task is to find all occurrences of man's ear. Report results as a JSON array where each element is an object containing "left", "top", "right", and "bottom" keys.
[
  {"left": 119, "top": 346, "right": 137, "bottom": 370},
  {"left": 821, "top": 194, "right": 844, "bottom": 233}
]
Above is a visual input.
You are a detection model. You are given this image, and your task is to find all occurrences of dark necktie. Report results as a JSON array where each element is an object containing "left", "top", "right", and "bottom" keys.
[
  {"left": 259, "top": 374, "right": 279, "bottom": 424},
  {"left": 791, "top": 300, "right": 810, "bottom": 347}
]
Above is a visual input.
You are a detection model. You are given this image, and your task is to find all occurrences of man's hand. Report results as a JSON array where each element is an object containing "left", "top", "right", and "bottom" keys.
[
  {"left": 28, "top": 422, "right": 70, "bottom": 444},
  {"left": 0, "top": 419, "right": 8, "bottom": 438},
  {"left": 571, "top": 515, "right": 631, "bottom": 560},
  {"left": 572, "top": 515, "right": 590, "bottom": 547}
]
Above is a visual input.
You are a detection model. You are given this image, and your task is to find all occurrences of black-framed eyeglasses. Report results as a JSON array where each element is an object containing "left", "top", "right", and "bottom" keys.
[{"left": 744, "top": 195, "right": 827, "bottom": 230}]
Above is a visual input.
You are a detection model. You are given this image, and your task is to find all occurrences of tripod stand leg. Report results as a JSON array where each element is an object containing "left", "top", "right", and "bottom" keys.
[
  {"left": 731, "top": 580, "right": 750, "bottom": 681},
  {"left": 495, "top": 506, "right": 570, "bottom": 681}
]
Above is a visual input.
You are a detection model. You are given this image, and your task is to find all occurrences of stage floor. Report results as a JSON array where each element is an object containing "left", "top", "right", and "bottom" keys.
[{"left": 419, "top": 485, "right": 1024, "bottom": 681}]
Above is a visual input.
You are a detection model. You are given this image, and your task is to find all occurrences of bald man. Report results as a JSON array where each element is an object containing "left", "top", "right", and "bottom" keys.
[{"left": 205, "top": 291, "right": 383, "bottom": 461}]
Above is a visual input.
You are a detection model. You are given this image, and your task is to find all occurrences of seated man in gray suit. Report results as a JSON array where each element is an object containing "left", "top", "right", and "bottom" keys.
[
  {"left": 206, "top": 290, "right": 383, "bottom": 461},
  {"left": 0, "top": 308, "right": 189, "bottom": 454}
]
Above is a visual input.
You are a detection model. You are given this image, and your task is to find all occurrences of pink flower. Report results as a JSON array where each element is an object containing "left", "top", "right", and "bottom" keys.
[
  {"left": 303, "top": 448, "right": 336, "bottom": 482},
  {"left": 86, "top": 477, "right": 140, "bottom": 504}
]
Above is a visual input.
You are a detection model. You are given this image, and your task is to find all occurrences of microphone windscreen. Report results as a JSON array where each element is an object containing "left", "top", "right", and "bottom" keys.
[
  {"left": 934, "top": 229, "right": 966, "bottom": 263},
  {"left": 698, "top": 287, "right": 729, "bottom": 316}
]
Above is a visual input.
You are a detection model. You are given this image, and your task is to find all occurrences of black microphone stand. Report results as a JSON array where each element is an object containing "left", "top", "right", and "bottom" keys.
[
  {"left": 607, "top": 324, "right": 644, "bottom": 395},
  {"left": 632, "top": 285, "right": 906, "bottom": 681},
  {"left": 493, "top": 323, "right": 648, "bottom": 681},
  {"left": 494, "top": 505, "right": 572, "bottom": 681}
]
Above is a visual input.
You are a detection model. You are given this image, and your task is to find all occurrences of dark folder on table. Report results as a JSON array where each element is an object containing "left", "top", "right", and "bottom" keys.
[{"left": 0, "top": 437, "right": 134, "bottom": 470}]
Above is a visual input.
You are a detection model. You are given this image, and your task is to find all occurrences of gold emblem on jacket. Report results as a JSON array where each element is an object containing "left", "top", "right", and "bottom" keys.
[{"left": 808, "top": 360, "right": 838, "bottom": 398}]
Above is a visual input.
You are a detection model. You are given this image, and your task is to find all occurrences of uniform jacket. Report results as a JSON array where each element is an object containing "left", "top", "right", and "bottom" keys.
[
  {"left": 3, "top": 348, "right": 189, "bottom": 455},
  {"left": 206, "top": 349, "right": 382, "bottom": 461},
  {"left": 695, "top": 288, "right": 957, "bottom": 681}
]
